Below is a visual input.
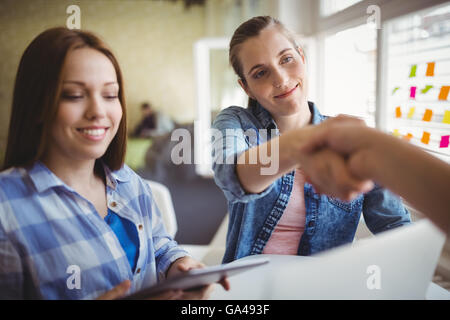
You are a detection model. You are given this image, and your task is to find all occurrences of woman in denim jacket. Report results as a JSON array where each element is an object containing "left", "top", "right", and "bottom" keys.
[{"left": 212, "top": 16, "right": 411, "bottom": 263}]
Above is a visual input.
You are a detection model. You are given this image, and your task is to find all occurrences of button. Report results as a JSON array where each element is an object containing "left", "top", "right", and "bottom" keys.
[
  {"left": 136, "top": 268, "right": 141, "bottom": 274},
  {"left": 308, "top": 220, "right": 315, "bottom": 228},
  {"left": 138, "top": 224, "right": 143, "bottom": 231},
  {"left": 110, "top": 201, "right": 117, "bottom": 208}
]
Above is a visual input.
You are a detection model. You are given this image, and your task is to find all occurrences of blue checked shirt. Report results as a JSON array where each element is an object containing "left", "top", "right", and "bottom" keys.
[{"left": 0, "top": 161, "right": 188, "bottom": 299}]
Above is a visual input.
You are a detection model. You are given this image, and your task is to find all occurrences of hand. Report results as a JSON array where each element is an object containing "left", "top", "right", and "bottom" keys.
[
  {"left": 166, "top": 256, "right": 231, "bottom": 300},
  {"left": 300, "top": 148, "right": 374, "bottom": 201},
  {"left": 295, "top": 117, "right": 374, "bottom": 201},
  {"left": 299, "top": 115, "right": 381, "bottom": 180}
]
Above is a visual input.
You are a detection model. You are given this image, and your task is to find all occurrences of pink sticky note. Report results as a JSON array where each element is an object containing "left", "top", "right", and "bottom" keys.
[
  {"left": 440, "top": 135, "right": 450, "bottom": 148},
  {"left": 410, "top": 86, "right": 417, "bottom": 99}
]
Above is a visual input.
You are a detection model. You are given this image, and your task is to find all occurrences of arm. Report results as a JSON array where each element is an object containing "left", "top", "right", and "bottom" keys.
[
  {"left": 353, "top": 129, "right": 450, "bottom": 233},
  {"left": 212, "top": 112, "right": 372, "bottom": 202},
  {"left": 301, "top": 116, "right": 450, "bottom": 234}
]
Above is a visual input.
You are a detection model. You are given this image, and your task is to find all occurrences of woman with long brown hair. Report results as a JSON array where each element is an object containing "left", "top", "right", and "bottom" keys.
[
  {"left": 212, "top": 16, "right": 411, "bottom": 263},
  {"left": 0, "top": 27, "right": 228, "bottom": 299}
]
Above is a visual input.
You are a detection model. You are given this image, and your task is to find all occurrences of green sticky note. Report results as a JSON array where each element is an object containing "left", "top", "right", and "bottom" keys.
[
  {"left": 409, "top": 65, "right": 417, "bottom": 78},
  {"left": 421, "top": 85, "right": 433, "bottom": 94}
]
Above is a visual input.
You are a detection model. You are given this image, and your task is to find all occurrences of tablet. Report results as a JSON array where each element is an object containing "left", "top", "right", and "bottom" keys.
[{"left": 122, "top": 257, "right": 270, "bottom": 299}]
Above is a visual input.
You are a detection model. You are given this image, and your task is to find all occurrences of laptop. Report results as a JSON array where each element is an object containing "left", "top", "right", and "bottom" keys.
[{"left": 268, "top": 219, "right": 446, "bottom": 299}]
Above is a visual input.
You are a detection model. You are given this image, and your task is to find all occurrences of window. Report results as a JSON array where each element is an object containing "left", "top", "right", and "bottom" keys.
[
  {"left": 322, "top": 23, "right": 377, "bottom": 126},
  {"left": 320, "top": 0, "right": 364, "bottom": 17},
  {"left": 383, "top": 3, "right": 450, "bottom": 161}
]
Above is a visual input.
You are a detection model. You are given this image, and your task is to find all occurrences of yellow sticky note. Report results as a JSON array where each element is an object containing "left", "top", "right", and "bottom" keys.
[
  {"left": 407, "top": 107, "right": 415, "bottom": 119},
  {"left": 392, "top": 129, "right": 401, "bottom": 137},
  {"left": 421, "top": 132, "right": 430, "bottom": 145},
  {"left": 422, "top": 109, "right": 433, "bottom": 122},
  {"left": 443, "top": 110, "right": 450, "bottom": 124}
]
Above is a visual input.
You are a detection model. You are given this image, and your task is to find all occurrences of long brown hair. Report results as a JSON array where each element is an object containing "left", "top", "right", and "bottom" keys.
[
  {"left": 3, "top": 27, "right": 127, "bottom": 171},
  {"left": 229, "top": 16, "right": 300, "bottom": 108}
]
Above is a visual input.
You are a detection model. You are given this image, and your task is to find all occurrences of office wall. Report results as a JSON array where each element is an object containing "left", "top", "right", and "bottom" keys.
[{"left": 0, "top": 0, "right": 206, "bottom": 161}]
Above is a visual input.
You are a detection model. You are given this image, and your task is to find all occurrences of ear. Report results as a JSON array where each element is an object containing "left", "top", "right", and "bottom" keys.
[{"left": 238, "top": 78, "right": 255, "bottom": 100}]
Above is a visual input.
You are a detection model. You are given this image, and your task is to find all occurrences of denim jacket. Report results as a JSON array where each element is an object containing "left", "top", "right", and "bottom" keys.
[{"left": 212, "top": 101, "right": 411, "bottom": 263}]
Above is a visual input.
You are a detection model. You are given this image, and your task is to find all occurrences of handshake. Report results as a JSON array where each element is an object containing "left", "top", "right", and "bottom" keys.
[{"left": 293, "top": 115, "right": 382, "bottom": 202}]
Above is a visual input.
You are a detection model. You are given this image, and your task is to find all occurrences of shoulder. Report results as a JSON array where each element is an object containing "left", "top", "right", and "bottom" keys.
[
  {"left": 0, "top": 167, "right": 30, "bottom": 199},
  {"left": 213, "top": 106, "right": 259, "bottom": 130},
  {"left": 109, "top": 164, "right": 152, "bottom": 196}
]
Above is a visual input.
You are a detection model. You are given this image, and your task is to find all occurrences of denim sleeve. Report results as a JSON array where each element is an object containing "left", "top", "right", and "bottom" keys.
[
  {"left": 211, "top": 110, "right": 274, "bottom": 204},
  {"left": 362, "top": 185, "right": 411, "bottom": 234}
]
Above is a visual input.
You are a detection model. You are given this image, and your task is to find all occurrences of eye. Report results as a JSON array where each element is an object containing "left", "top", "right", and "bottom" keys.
[
  {"left": 253, "top": 69, "right": 267, "bottom": 79},
  {"left": 103, "top": 91, "right": 119, "bottom": 100},
  {"left": 281, "top": 56, "right": 294, "bottom": 64},
  {"left": 61, "top": 93, "right": 83, "bottom": 100},
  {"left": 104, "top": 95, "right": 118, "bottom": 100}
]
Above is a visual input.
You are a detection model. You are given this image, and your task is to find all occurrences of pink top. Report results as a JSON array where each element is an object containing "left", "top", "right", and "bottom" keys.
[{"left": 262, "top": 169, "right": 306, "bottom": 255}]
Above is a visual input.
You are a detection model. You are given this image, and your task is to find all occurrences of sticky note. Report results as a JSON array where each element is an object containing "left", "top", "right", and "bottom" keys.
[
  {"left": 426, "top": 62, "right": 435, "bottom": 76},
  {"left": 407, "top": 107, "right": 415, "bottom": 119},
  {"left": 410, "top": 86, "right": 416, "bottom": 99},
  {"left": 392, "top": 87, "right": 400, "bottom": 95},
  {"left": 421, "top": 132, "right": 430, "bottom": 145},
  {"left": 392, "top": 129, "right": 401, "bottom": 137},
  {"left": 403, "top": 133, "right": 413, "bottom": 141},
  {"left": 440, "top": 135, "right": 450, "bottom": 148},
  {"left": 439, "top": 86, "right": 450, "bottom": 100},
  {"left": 395, "top": 106, "right": 402, "bottom": 118},
  {"left": 443, "top": 110, "right": 450, "bottom": 124},
  {"left": 421, "top": 85, "right": 433, "bottom": 94},
  {"left": 422, "top": 109, "right": 433, "bottom": 122},
  {"left": 409, "top": 65, "right": 417, "bottom": 77}
]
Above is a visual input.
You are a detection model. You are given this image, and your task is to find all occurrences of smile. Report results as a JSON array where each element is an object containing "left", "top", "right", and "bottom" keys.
[
  {"left": 274, "top": 83, "right": 299, "bottom": 99},
  {"left": 76, "top": 127, "right": 109, "bottom": 141}
]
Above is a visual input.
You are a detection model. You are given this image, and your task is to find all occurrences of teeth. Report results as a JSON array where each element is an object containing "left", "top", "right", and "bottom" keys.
[{"left": 80, "top": 128, "right": 106, "bottom": 136}]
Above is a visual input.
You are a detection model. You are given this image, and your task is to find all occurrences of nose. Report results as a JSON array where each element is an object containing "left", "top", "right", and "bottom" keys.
[
  {"left": 272, "top": 67, "right": 288, "bottom": 89},
  {"left": 85, "top": 94, "right": 106, "bottom": 120}
]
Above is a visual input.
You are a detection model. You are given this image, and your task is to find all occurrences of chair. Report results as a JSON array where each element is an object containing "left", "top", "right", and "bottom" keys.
[
  {"left": 144, "top": 179, "right": 227, "bottom": 265},
  {"left": 145, "top": 179, "right": 178, "bottom": 238}
]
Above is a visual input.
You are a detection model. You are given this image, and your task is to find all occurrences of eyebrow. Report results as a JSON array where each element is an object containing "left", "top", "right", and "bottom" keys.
[
  {"left": 247, "top": 48, "right": 293, "bottom": 76},
  {"left": 62, "top": 80, "right": 118, "bottom": 86}
]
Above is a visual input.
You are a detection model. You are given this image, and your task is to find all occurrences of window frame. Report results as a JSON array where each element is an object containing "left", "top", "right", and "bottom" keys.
[{"left": 314, "top": 0, "right": 449, "bottom": 161}]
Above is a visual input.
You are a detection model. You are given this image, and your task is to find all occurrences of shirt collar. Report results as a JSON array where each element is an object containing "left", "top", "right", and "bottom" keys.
[
  {"left": 28, "top": 161, "right": 66, "bottom": 193},
  {"left": 28, "top": 161, "right": 130, "bottom": 193},
  {"left": 250, "top": 100, "right": 326, "bottom": 128}
]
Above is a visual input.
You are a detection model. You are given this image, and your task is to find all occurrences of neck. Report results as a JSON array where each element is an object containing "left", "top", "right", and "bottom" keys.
[
  {"left": 41, "top": 153, "right": 99, "bottom": 190},
  {"left": 275, "top": 101, "right": 312, "bottom": 133}
]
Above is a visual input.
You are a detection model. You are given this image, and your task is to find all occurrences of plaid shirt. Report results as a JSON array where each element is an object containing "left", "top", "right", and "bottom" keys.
[{"left": 0, "top": 162, "right": 188, "bottom": 299}]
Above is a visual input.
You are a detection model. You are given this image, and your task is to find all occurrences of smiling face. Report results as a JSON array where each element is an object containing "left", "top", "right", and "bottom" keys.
[
  {"left": 237, "top": 25, "right": 309, "bottom": 119},
  {"left": 45, "top": 47, "right": 123, "bottom": 165}
]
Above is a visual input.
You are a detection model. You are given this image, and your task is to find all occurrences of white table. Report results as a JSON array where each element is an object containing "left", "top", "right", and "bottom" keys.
[{"left": 210, "top": 254, "right": 450, "bottom": 300}]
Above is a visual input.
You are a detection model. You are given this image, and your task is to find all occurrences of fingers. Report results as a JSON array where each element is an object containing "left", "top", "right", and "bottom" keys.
[
  {"left": 96, "top": 280, "right": 131, "bottom": 300},
  {"left": 150, "top": 289, "right": 183, "bottom": 300},
  {"left": 219, "top": 276, "right": 231, "bottom": 291},
  {"left": 178, "top": 284, "right": 215, "bottom": 300},
  {"left": 301, "top": 149, "right": 373, "bottom": 201}
]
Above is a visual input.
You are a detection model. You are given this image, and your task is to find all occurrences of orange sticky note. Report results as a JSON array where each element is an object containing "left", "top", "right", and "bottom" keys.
[
  {"left": 421, "top": 132, "right": 430, "bottom": 145},
  {"left": 403, "top": 133, "right": 413, "bottom": 141},
  {"left": 407, "top": 107, "right": 415, "bottom": 119},
  {"left": 439, "top": 86, "right": 450, "bottom": 100},
  {"left": 422, "top": 109, "right": 433, "bottom": 122},
  {"left": 395, "top": 106, "right": 402, "bottom": 118},
  {"left": 443, "top": 110, "right": 450, "bottom": 124},
  {"left": 426, "top": 62, "right": 435, "bottom": 76}
]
